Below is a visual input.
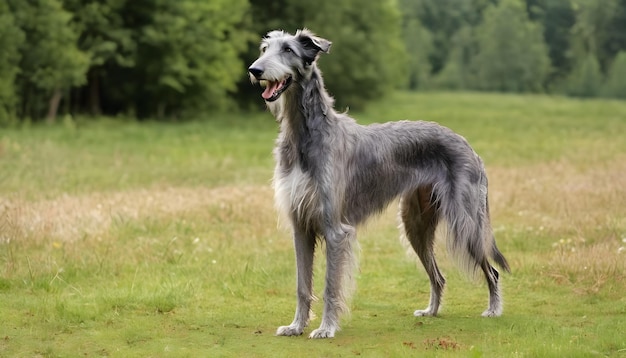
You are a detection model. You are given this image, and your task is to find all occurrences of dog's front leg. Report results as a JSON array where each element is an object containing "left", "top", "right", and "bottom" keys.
[
  {"left": 309, "top": 224, "right": 356, "bottom": 339},
  {"left": 276, "top": 226, "right": 316, "bottom": 336}
]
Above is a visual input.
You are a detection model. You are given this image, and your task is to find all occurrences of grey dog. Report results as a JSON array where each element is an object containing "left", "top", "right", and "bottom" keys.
[{"left": 248, "top": 29, "right": 510, "bottom": 339}]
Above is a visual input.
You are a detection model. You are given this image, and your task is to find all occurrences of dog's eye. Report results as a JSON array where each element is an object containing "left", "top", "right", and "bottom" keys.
[{"left": 284, "top": 47, "right": 292, "bottom": 53}]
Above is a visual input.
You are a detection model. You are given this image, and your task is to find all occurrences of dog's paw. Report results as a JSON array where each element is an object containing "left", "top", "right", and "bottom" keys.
[
  {"left": 481, "top": 309, "right": 502, "bottom": 317},
  {"left": 308, "top": 327, "right": 335, "bottom": 339},
  {"left": 276, "top": 324, "right": 304, "bottom": 336},
  {"left": 413, "top": 309, "right": 437, "bottom": 317}
]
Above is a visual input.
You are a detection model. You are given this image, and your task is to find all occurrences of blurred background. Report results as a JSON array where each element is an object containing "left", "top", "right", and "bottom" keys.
[{"left": 1, "top": 0, "right": 625, "bottom": 123}]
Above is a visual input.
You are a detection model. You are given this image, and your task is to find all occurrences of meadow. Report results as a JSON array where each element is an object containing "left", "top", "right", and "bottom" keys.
[{"left": 1, "top": 92, "right": 625, "bottom": 357}]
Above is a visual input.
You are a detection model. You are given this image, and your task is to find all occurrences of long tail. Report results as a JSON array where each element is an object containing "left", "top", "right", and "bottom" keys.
[
  {"left": 485, "top": 191, "right": 510, "bottom": 273},
  {"left": 440, "top": 177, "right": 510, "bottom": 276},
  {"left": 490, "top": 239, "right": 511, "bottom": 273}
]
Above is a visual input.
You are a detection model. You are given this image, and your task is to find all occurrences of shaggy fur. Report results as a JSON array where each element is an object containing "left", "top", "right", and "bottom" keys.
[{"left": 248, "top": 29, "right": 510, "bottom": 339}]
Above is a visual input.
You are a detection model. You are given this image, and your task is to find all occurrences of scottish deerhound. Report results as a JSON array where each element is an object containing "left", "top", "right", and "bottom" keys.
[{"left": 248, "top": 29, "right": 510, "bottom": 339}]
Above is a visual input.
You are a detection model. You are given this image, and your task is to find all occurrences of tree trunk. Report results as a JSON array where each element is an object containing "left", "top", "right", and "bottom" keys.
[
  {"left": 89, "top": 69, "right": 101, "bottom": 115},
  {"left": 157, "top": 102, "right": 166, "bottom": 119},
  {"left": 46, "top": 88, "right": 63, "bottom": 124}
]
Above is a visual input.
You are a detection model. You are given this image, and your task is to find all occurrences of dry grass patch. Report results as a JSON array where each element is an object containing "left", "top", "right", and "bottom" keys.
[
  {"left": 488, "top": 157, "right": 626, "bottom": 297},
  {"left": 548, "top": 240, "right": 625, "bottom": 295},
  {"left": 489, "top": 156, "right": 626, "bottom": 233},
  {"left": 3, "top": 155, "right": 624, "bottom": 281},
  {"left": 1, "top": 185, "right": 275, "bottom": 245},
  {"left": 0, "top": 185, "right": 279, "bottom": 282}
]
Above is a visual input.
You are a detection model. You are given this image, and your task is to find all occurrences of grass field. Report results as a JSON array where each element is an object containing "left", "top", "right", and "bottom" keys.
[{"left": 1, "top": 92, "right": 625, "bottom": 357}]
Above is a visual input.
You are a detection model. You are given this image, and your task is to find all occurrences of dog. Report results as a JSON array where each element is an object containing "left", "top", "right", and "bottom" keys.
[{"left": 248, "top": 29, "right": 510, "bottom": 339}]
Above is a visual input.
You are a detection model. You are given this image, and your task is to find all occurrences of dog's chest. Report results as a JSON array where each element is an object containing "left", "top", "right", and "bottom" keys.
[{"left": 273, "top": 159, "right": 321, "bottom": 226}]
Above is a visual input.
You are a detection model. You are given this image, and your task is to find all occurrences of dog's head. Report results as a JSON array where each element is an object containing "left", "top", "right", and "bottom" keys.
[{"left": 248, "top": 29, "right": 331, "bottom": 102}]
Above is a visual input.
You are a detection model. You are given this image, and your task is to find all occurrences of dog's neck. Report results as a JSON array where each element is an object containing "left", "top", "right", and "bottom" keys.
[
  {"left": 300, "top": 66, "right": 335, "bottom": 121},
  {"left": 272, "top": 65, "right": 337, "bottom": 173},
  {"left": 271, "top": 65, "right": 335, "bottom": 130}
]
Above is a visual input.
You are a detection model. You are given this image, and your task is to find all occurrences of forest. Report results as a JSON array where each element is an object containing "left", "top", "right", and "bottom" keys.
[{"left": 1, "top": 0, "right": 626, "bottom": 123}]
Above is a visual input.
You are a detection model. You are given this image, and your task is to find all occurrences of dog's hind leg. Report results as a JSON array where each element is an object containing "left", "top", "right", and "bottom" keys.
[
  {"left": 400, "top": 185, "right": 445, "bottom": 317},
  {"left": 276, "top": 226, "right": 316, "bottom": 336},
  {"left": 464, "top": 204, "right": 505, "bottom": 317},
  {"left": 309, "top": 224, "right": 357, "bottom": 339},
  {"left": 481, "top": 201, "right": 509, "bottom": 317},
  {"left": 480, "top": 260, "right": 502, "bottom": 317}
]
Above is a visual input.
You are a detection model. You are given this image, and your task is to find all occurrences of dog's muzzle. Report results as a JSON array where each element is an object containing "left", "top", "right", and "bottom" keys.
[{"left": 248, "top": 66, "right": 292, "bottom": 102}]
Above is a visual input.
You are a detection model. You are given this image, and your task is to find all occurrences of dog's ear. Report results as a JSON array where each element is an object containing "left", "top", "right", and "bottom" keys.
[
  {"left": 296, "top": 29, "right": 331, "bottom": 53},
  {"left": 295, "top": 28, "right": 332, "bottom": 64}
]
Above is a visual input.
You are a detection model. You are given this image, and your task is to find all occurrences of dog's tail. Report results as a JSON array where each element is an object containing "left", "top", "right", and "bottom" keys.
[
  {"left": 485, "top": 194, "right": 511, "bottom": 273},
  {"left": 441, "top": 177, "right": 510, "bottom": 277},
  {"left": 490, "top": 238, "right": 511, "bottom": 273}
]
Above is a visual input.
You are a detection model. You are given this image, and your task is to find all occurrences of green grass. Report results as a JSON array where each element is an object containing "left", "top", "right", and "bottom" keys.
[
  {"left": 1, "top": 92, "right": 625, "bottom": 357},
  {"left": 0, "top": 114, "right": 277, "bottom": 199}
]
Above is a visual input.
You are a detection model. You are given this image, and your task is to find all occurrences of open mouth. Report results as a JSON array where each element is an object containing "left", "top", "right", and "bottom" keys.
[{"left": 260, "top": 76, "right": 292, "bottom": 102}]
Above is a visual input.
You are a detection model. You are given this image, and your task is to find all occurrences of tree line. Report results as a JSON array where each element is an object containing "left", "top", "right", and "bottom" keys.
[{"left": 1, "top": 0, "right": 625, "bottom": 123}]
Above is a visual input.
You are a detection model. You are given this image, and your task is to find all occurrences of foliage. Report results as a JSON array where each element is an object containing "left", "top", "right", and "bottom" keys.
[
  {"left": 564, "top": 52, "right": 603, "bottom": 97},
  {"left": 401, "top": 4, "right": 433, "bottom": 90},
  {"left": 432, "top": 26, "right": 476, "bottom": 90},
  {"left": 604, "top": 0, "right": 626, "bottom": 60},
  {"left": 69, "top": 0, "right": 252, "bottom": 118},
  {"left": 408, "top": 0, "right": 495, "bottom": 74},
  {"left": 602, "top": 51, "right": 626, "bottom": 99},
  {"left": 242, "top": 0, "right": 407, "bottom": 110},
  {"left": 63, "top": 0, "right": 135, "bottom": 115},
  {"left": 569, "top": 0, "right": 619, "bottom": 72},
  {"left": 3, "top": 0, "right": 626, "bottom": 120},
  {"left": 471, "top": 0, "right": 551, "bottom": 92},
  {"left": 0, "top": 3, "right": 24, "bottom": 125},
  {"left": 527, "top": 0, "right": 577, "bottom": 84},
  {"left": 8, "top": 0, "right": 89, "bottom": 121},
  {"left": 134, "top": 0, "right": 250, "bottom": 117},
  {"left": 308, "top": 0, "right": 407, "bottom": 109}
]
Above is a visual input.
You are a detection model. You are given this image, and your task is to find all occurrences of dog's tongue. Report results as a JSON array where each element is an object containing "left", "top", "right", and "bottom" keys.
[{"left": 262, "top": 81, "right": 279, "bottom": 100}]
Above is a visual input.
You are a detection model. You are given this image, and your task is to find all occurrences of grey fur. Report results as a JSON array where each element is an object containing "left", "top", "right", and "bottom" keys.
[{"left": 248, "top": 29, "right": 510, "bottom": 339}]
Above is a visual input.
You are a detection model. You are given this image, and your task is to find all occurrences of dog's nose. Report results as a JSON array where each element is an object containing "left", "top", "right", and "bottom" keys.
[{"left": 248, "top": 67, "right": 264, "bottom": 79}]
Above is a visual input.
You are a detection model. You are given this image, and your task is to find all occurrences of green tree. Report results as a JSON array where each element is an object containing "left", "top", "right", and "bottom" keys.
[
  {"left": 472, "top": 0, "right": 551, "bottom": 92},
  {"left": 308, "top": 0, "right": 407, "bottom": 109},
  {"left": 402, "top": 14, "right": 433, "bottom": 89},
  {"left": 601, "top": 51, "right": 626, "bottom": 99},
  {"left": 433, "top": 26, "right": 476, "bottom": 90},
  {"left": 9, "top": 0, "right": 89, "bottom": 122},
  {"left": 128, "top": 0, "right": 250, "bottom": 118},
  {"left": 0, "top": 3, "right": 25, "bottom": 124},
  {"left": 63, "top": 0, "right": 135, "bottom": 115},
  {"left": 408, "top": 0, "right": 495, "bottom": 74},
  {"left": 604, "top": 0, "right": 626, "bottom": 59},
  {"left": 243, "top": 0, "right": 407, "bottom": 111},
  {"left": 526, "top": 0, "right": 577, "bottom": 86},
  {"left": 564, "top": 52, "right": 603, "bottom": 97},
  {"left": 61, "top": 0, "right": 251, "bottom": 118},
  {"left": 569, "top": 0, "right": 619, "bottom": 72}
]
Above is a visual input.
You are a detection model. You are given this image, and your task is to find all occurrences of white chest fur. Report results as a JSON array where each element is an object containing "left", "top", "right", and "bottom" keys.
[{"left": 273, "top": 164, "right": 321, "bottom": 228}]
